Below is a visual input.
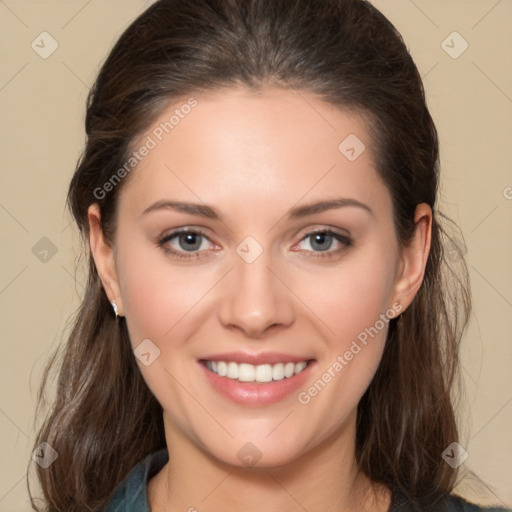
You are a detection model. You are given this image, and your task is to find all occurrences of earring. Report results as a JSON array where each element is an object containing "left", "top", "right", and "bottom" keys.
[{"left": 111, "top": 300, "right": 119, "bottom": 318}]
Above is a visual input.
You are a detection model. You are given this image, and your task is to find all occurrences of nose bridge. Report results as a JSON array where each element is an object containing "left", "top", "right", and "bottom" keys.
[{"left": 218, "top": 242, "right": 294, "bottom": 336}]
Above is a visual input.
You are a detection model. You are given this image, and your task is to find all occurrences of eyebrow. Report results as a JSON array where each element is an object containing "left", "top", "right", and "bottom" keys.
[
  {"left": 141, "top": 197, "right": 373, "bottom": 220},
  {"left": 288, "top": 198, "right": 373, "bottom": 219}
]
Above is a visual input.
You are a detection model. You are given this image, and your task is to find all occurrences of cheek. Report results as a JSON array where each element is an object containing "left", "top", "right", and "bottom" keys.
[
  {"left": 297, "top": 254, "right": 398, "bottom": 408},
  {"left": 117, "top": 242, "right": 218, "bottom": 347},
  {"left": 293, "top": 249, "right": 398, "bottom": 405},
  {"left": 116, "top": 245, "right": 205, "bottom": 421},
  {"left": 332, "top": 271, "right": 393, "bottom": 340},
  {"left": 299, "top": 253, "right": 397, "bottom": 347}
]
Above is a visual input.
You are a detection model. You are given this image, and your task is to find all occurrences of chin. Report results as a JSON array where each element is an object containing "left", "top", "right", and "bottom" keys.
[{"left": 197, "top": 430, "right": 311, "bottom": 470}]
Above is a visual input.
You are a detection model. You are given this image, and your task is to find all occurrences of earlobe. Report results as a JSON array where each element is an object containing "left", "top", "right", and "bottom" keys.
[
  {"left": 87, "top": 203, "right": 124, "bottom": 317},
  {"left": 391, "top": 203, "right": 432, "bottom": 314}
]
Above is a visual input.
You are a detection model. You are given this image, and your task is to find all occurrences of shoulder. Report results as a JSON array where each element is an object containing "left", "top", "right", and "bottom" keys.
[
  {"left": 103, "top": 448, "right": 169, "bottom": 512},
  {"left": 391, "top": 487, "right": 511, "bottom": 512},
  {"left": 440, "top": 494, "right": 512, "bottom": 512}
]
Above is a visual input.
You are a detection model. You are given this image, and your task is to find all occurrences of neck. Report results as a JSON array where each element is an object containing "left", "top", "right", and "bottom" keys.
[{"left": 148, "top": 412, "right": 391, "bottom": 512}]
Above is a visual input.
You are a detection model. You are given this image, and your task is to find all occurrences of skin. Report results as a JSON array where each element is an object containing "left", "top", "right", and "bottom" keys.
[{"left": 88, "top": 86, "right": 432, "bottom": 512}]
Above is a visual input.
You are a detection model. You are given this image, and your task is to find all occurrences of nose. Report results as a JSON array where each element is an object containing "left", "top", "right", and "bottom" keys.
[{"left": 217, "top": 249, "right": 295, "bottom": 338}]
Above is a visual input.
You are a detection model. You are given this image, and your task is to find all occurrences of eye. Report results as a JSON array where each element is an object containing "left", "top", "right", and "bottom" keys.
[
  {"left": 158, "top": 227, "right": 352, "bottom": 260},
  {"left": 295, "top": 229, "right": 352, "bottom": 257},
  {"left": 158, "top": 228, "right": 216, "bottom": 259}
]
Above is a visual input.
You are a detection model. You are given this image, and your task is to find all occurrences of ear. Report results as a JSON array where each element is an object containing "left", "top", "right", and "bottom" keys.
[
  {"left": 390, "top": 203, "right": 432, "bottom": 314},
  {"left": 88, "top": 203, "right": 124, "bottom": 316}
]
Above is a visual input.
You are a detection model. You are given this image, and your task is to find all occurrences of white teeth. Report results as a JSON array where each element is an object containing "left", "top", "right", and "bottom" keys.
[
  {"left": 217, "top": 361, "right": 227, "bottom": 377},
  {"left": 295, "top": 362, "right": 307, "bottom": 373},
  {"left": 238, "top": 363, "right": 255, "bottom": 382},
  {"left": 272, "top": 363, "right": 285, "bottom": 381},
  {"left": 255, "top": 364, "right": 273, "bottom": 382},
  {"left": 284, "top": 362, "right": 295, "bottom": 378},
  {"left": 227, "top": 362, "right": 238, "bottom": 379},
  {"left": 205, "top": 360, "right": 309, "bottom": 382}
]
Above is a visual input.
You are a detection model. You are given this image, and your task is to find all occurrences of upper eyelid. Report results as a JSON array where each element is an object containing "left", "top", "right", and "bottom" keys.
[
  {"left": 160, "top": 226, "right": 212, "bottom": 237},
  {"left": 159, "top": 228, "right": 214, "bottom": 246}
]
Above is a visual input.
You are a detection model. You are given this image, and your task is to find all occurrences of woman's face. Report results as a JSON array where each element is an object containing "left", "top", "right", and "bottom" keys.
[{"left": 90, "top": 86, "right": 429, "bottom": 467}]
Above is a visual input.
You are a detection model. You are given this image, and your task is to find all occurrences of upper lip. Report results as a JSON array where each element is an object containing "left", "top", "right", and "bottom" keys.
[{"left": 199, "top": 352, "right": 314, "bottom": 365}]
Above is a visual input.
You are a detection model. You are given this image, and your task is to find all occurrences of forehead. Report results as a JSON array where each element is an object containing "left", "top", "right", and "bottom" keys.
[{"left": 118, "top": 86, "right": 391, "bottom": 220}]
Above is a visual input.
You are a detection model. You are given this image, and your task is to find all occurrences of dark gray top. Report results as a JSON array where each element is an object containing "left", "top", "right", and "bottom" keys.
[{"left": 103, "top": 448, "right": 511, "bottom": 512}]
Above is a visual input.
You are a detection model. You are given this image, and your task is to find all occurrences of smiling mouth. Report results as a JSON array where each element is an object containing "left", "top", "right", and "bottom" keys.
[{"left": 201, "top": 360, "right": 313, "bottom": 383}]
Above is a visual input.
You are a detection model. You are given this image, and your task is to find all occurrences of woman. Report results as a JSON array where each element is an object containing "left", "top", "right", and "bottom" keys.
[{"left": 29, "top": 0, "right": 511, "bottom": 511}]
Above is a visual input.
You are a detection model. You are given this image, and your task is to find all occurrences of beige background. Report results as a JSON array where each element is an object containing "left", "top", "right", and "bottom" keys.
[{"left": 0, "top": 1, "right": 511, "bottom": 510}]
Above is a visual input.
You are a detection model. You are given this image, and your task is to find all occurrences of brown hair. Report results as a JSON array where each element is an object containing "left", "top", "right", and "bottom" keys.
[{"left": 29, "top": 0, "right": 471, "bottom": 510}]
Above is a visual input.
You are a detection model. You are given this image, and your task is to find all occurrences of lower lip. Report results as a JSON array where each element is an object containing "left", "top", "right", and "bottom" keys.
[{"left": 199, "top": 361, "right": 316, "bottom": 406}]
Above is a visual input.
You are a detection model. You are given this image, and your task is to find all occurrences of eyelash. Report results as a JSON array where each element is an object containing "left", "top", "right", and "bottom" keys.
[{"left": 157, "top": 228, "right": 352, "bottom": 260}]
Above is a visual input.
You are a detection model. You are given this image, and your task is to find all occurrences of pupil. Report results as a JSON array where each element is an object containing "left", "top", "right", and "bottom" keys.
[
  {"left": 180, "top": 233, "right": 201, "bottom": 251},
  {"left": 312, "top": 233, "right": 332, "bottom": 251}
]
